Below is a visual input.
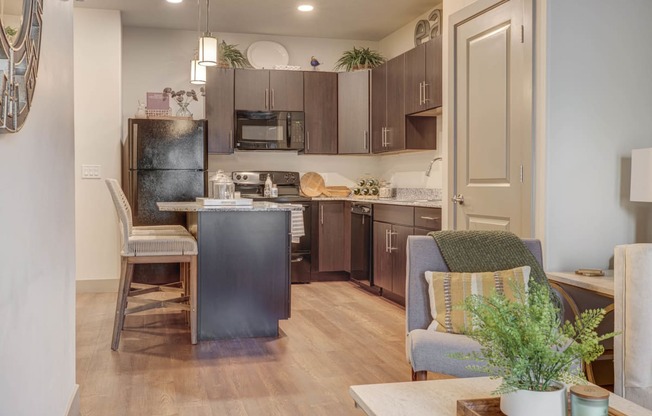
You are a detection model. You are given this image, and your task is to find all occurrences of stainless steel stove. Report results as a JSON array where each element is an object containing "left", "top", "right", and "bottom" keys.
[{"left": 232, "top": 171, "right": 312, "bottom": 283}]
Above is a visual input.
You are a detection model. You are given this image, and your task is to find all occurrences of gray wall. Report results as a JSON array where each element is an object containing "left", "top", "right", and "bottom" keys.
[
  {"left": 545, "top": 0, "right": 652, "bottom": 271},
  {"left": 0, "top": 1, "right": 77, "bottom": 414}
]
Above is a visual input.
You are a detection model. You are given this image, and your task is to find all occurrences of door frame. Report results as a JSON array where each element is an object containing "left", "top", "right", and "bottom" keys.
[{"left": 446, "top": 0, "right": 534, "bottom": 235}]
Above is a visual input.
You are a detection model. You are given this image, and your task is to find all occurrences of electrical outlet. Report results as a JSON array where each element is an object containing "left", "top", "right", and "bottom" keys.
[{"left": 81, "top": 164, "right": 101, "bottom": 179}]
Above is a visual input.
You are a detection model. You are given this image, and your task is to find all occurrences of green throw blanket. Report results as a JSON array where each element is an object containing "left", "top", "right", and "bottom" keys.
[{"left": 427, "top": 230, "right": 548, "bottom": 286}]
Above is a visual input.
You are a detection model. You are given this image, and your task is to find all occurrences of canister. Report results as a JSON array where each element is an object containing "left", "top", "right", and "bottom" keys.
[{"left": 570, "top": 385, "right": 609, "bottom": 416}]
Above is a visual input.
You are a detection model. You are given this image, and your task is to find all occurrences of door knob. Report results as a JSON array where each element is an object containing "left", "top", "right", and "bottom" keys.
[{"left": 451, "top": 194, "right": 465, "bottom": 205}]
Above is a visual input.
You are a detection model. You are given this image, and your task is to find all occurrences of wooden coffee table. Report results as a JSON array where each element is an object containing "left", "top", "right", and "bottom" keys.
[{"left": 349, "top": 377, "right": 652, "bottom": 416}]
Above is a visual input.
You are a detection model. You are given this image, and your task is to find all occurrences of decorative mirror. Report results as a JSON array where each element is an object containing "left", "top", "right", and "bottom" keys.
[{"left": 0, "top": 0, "right": 43, "bottom": 133}]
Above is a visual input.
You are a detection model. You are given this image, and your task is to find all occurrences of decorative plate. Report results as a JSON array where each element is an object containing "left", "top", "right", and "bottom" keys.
[{"left": 247, "top": 41, "right": 290, "bottom": 69}]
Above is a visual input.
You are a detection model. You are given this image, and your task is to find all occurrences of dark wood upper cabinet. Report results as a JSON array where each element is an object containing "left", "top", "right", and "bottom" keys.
[
  {"left": 338, "top": 70, "right": 370, "bottom": 154},
  {"left": 304, "top": 71, "right": 337, "bottom": 154},
  {"left": 234, "top": 69, "right": 270, "bottom": 111},
  {"left": 234, "top": 69, "right": 303, "bottom": 111},
  {"left": 405, "top": 37, "right": 443, "bottom": 114},
  {"left": 372, "top": 56, "right": 405, "bottom": 153},
  {"left": 371, "top": 63, "right": 387, "bottom": 153},
  {"left": 269, "top": 70, "right": 304, "bottom": 111},
  {"left": 205, "top": 67, "right": 235, "bottom": 154}
]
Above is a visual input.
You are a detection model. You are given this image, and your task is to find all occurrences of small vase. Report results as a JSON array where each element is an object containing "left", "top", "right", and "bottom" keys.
[
  {"left": 500, "top": 383, "right": 567, "bottom": 416},
  {"left": 176, "top": 102, "right": 192, "bottom": 118}
]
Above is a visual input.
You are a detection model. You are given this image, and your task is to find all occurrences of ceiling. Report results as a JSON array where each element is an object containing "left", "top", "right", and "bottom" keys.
[{"left": 74, "top": 0, "right": 438, "bottom": 41}]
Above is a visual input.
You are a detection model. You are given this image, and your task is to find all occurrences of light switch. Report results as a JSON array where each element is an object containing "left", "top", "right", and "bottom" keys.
[{"left": 81, "top": 164, "right": 101, "bottom": 179}]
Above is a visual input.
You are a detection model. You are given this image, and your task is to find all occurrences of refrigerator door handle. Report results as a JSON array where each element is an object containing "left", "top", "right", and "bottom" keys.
[
  {"left": 131, "top": 123, "right": 138, "bottom": 169},
  {"left": 131, "top": 171, "right": 138, "bottom": 217}
]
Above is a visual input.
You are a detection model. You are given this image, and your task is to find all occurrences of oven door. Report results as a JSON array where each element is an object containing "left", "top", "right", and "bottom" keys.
[{"left": 235, "top": 111, "right": 304, "bottom": 150}]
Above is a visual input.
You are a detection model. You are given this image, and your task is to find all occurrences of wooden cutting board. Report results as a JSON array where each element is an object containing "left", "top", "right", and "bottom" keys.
[
  {"left": 300, "top": 172, "right": 326, "bottom": 197},
  {"left": 322, "top": 186, "right": 351, "bottom": 197}
]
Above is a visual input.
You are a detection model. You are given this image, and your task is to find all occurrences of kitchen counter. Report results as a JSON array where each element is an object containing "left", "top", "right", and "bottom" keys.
[
  {"left": 157, "top": 201, "right": 304, "bottom": 212},
  {"left": 311, "top": 196, "right": 442, "bottom": 208}
]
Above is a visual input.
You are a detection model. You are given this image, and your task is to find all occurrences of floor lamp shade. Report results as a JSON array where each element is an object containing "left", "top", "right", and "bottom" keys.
[
  {"left": 198, "top": 35, "right": 218, "bottom": 66},
  {"left": 631, "top": 148, "right": 652, "bottom": 202},
  {"left": 190, "top": 59, "right": 206, "bottom": 84}
]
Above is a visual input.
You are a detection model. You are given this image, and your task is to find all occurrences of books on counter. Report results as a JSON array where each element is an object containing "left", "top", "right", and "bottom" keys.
[{"left": 196, "top": 197, "right": 253, "bottom": 207}]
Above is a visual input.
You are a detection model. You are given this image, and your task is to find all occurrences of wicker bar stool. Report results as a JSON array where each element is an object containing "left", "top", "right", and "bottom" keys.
[{"left": 105, "top": 179, "right": 198, "bottom": 350}]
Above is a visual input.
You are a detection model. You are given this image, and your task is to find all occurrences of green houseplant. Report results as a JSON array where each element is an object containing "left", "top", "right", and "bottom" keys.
[
  {"left": 456, "top": 281, "right": 615, "bottom": 415},
  {"left": 218, "top": 41, "right": 251, "bottom": 68},
  {"left": 334, "top": 47, "right": 385, "bottom": 71}
]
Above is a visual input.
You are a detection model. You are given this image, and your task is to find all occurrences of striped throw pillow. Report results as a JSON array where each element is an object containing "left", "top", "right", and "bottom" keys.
[{"left": 424, "top": 266, "right": 530, "bottom": 334}]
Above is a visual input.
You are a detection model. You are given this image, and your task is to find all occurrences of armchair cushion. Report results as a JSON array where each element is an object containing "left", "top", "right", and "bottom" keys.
[
  {"left": 407, "top": 329, "right": 483, "bottom": 378},
  {"left": 425, "top": 266, "right": 531, "bottom": 333}
]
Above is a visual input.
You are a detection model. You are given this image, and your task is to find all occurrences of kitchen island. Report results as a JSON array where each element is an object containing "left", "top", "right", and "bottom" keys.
[{"left": 158, "top": 201, "right": 303, "bottom": 340}]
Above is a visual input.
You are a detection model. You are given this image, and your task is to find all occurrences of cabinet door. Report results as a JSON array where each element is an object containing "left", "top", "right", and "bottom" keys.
[
  {"left": 269, "top": 70, "right": 304, "bottom": 111},
  {"left": 338, "top": 70, "right": 370, "bottom": 154},
  {"left": 205, "top": 67, "right": 235, "bottom": 154},
  {"left": 425, "top": 36, "right": 443, "bottom": 109},
  {"left": 385, "top": 55, "right": 406, "bottom": 152},
  {"left": 371, "top": 63, "right": 387, "bottom": 153},
  {"left": 404, "top": 43, "right": 426, "bottom": 115},
  {"left": 235, "top": 69, "right": 269, "bottom": 110},
  {"left": 413, "top": 227, "right": 433, "bottom": 236},
  {"left": 318, "top": 202, "right": 346, "bottom": 272},
  {"left": 390, "top": 224, "right": 412, "bottom": 298},
  {"left": 304, "top": 72, "right": 337, "bottom": 154},
  {"left": 373, "top": 221, "right": 393, "bottom": 291}
]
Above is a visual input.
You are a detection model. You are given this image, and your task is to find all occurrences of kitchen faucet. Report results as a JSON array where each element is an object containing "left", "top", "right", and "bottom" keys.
[{"left": 425, "top": 157, "right": 443, "bottom": 177}]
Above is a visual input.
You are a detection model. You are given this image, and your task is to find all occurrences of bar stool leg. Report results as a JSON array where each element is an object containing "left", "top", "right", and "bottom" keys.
[
  {"left": 112, "top": 257, "right": 133, "bottom": 351},
  {"left": 189, "top": 255, "right": 198, "bottom": 345}
]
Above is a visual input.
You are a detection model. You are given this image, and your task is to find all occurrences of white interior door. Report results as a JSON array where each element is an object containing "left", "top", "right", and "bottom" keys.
[{"left": 449, "top": 0, "right": 533, "bottom": 236}]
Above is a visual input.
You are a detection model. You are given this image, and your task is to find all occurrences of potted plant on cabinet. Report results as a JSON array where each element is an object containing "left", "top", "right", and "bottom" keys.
[
  {"left": 333, "top": 46, "right": 385, "bottom": 71},
  {"left": 218, "top": 41, "right": 251, "bottom": 68},
  {"left": 456, "top": 280, "right": 615, "bottom": 416}
]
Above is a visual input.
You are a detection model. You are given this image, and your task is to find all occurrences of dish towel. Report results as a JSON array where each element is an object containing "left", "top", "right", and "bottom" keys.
[{"left": 290, "top": 206, "right": 305, "bottom": 244}]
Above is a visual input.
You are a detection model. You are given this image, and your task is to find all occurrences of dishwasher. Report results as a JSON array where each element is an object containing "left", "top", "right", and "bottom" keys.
[{"left": 350, "top": 202, "right": 375, "bottom": 289}]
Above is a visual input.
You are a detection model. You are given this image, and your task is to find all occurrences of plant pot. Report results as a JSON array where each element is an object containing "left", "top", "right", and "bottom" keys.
[{"left": 500, "top": 383, "right": 567, "bottom": 416}]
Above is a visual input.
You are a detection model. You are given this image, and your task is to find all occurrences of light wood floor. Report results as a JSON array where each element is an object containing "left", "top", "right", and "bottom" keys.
[{"left": 77, "top": 282, "right": 447, "bottom": 415}]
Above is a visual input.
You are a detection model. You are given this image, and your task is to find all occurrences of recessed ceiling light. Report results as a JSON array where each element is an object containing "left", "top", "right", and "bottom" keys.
[
  {"left": 297, "top": 4, "right": 314, "bottom": 12},
  {"left": 167, "top": 0, "right": 183, "bottom": 3}
]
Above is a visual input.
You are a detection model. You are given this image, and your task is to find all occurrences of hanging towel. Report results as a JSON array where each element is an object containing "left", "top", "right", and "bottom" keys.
[{"left": 290, "top": 206, "right": 305, "bottom": 243}]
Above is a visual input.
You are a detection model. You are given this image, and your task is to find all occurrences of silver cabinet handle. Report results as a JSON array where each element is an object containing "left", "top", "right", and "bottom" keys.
[
  {"left": 419, "top": 82, "right": 423, "bottom": 105},
  {"left": 320, "top": 204, "right": 324, "bottom": 225},
  {"left": 451, "top": 194, "right": 465, "bottom": 205},
  {"left": 291, "top": 256, "right": 304, "bottom": 263},
  {"left": 420, "top": 216, "right": 439, "bottom": 221},
  {"left": 271, "top": 89, "right": 275, "bottom": 109},
  {"left": 381, "top": 127, "right": 386, "bottom": 147},
  {"left": 363, "top": 131, "right": 368, "bottom": 150},
  {"left": 385, "top": 228, "right": 389, "bottom": 253},
  {"left": 389, "top": 231, "right": 398, "bottom": 252},
  {"left": 131, "top": 124, "right": 138, "bottom": 169},
  {"left": 423, "top": 82, "right": 430, "bottom": 103},
  {"left": 264, "top": 88, "right": 269, "bottom": 110},
  {"left": 229, "top": 130, "right": 234, "bottom": 150},
  {"left": 306, "top": 131, "right": 310, "bottom": 151}
]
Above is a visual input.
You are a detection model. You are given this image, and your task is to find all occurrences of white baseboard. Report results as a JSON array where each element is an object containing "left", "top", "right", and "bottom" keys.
[
  {"left": 76, "top": 278, "right": 119, "bottom": 293},
  {"left": 66, "top": 384, "right": 80, "bottom": 416}
]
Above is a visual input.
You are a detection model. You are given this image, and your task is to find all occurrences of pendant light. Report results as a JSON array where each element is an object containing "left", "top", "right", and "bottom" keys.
[
  {"left": 190, "top": 0, "right": 206, "bottom": 84},
  {"left": 198, "top": 0, "right": 218, "bottom": 66}
]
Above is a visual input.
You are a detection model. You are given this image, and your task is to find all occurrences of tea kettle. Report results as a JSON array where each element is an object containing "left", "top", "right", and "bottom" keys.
[{"left": 208, "top": 170, "right": 235, "bottom": 199}]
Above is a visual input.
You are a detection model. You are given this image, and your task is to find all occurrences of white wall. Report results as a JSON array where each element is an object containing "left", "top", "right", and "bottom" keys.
[
  {"left": 0, "top": 0, "right": 77, "bottom": 414},
  {"left": 544, "top": 0, "right": 652, "bottom": 270},
  {"left": 74, "top": 9, "right": 122, "bottom": 288}
]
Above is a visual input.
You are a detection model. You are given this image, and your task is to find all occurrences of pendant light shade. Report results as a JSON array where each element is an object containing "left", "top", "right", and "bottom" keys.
[
  {"left": 198, "top": 34, "right": 218, "bottom": 66},
  {"left": 190, "top": 58, "right": 206, "bottom": 84},
  {"left": 198, "top": 0, "right": 217, "bottom": 66}
]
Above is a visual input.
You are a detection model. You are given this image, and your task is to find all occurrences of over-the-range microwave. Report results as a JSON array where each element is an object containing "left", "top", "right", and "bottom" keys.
[{"left": 235, "top": 111, "right": 305, "bottom": 151}]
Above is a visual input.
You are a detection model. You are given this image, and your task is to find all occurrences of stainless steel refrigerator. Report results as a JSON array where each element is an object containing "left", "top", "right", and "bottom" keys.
[{"left": 122, "top": 118, "right": 207, "bottom": 283}]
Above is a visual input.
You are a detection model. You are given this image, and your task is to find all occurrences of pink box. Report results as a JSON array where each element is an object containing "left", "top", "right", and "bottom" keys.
[{"left": 146, "top": 92, "right": 170, "bottom": 110}]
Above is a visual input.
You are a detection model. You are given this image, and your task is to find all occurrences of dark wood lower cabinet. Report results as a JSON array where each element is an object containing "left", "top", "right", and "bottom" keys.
[
  {"left": 390, "top": 225, "right": 412, "bottom": 299},
  {"left": 373, "top": 221, "right": 393, "bottom": 291},
  {"left": 317, "top": 201, "right": 346, "bottom": 272}
]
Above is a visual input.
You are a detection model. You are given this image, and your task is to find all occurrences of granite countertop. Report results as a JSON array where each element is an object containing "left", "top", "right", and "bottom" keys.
[
  {"left": 157, "top": 201, "right": 304, "bottom": 212},
  {"left": 311, "top": 196, "right": 442, "bottom": 208}
]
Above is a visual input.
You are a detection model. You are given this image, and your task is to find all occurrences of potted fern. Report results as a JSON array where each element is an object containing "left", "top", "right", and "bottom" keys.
[
  {"left": 334, "top": 47, "right": 384, "bottom": 71},
  {"left": 456, "top": 281, "right": 615, "bottom": 416},
  {"left": 218, "top": 41, "right": 251, "bottom": 68}
]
